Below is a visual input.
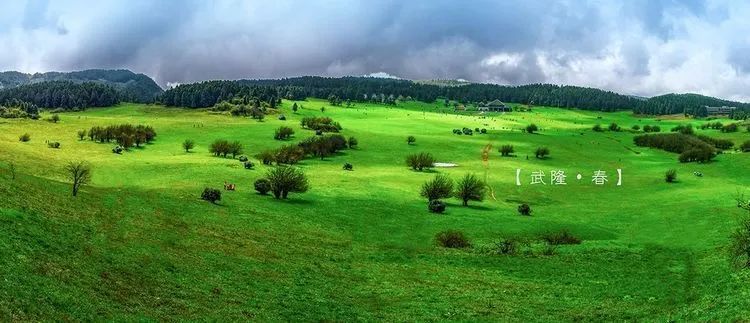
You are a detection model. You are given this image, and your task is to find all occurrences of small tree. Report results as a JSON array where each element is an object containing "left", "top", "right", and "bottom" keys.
[
  {"left": 406, "top": 152, "right": 435, "bottom": 171},
  {"left": 347, "top": 137, "right": 358, "bottom": 149},
  {"left": 201, "top": 188, "right": 222, "bottom": 204},
  {"left": 182, "top": 139, "right": 195, "bottom": 152},
  {"left": 435, "top": 230, "right": 471, "bottom": 248},
  {"left": 64, "top": 161, "right": 91, "bottom": 197},
  {"left": 19, "top": 133, "right": 31, "bottom": 142},
  {"left": 254, "top": 178, "right": 271, "bottom": 195},
  {"left": 592, "top": 124, "right": 603, "bottom": 132},
  {"left": 525, "top": 124, "right": 538, "bottom": 134},
  {"left": 50, "top": 114, "right": 60, "bottom": 123},
  {"left": 665, "top": 169, "right": 677, "bottom": 183},
  {"left": 77, "top": 130, "right": 87, "bottom": 140},
  {"left": 407, "top": 135, "right": 416, "bottom": 145},
  {"left": 632, "top": 125, "right": 641, "bottom": 131},
  {"left": 454, "top": 173, "right": 485, "bottom": 206},
  {"left": 740, "top": 140, "right": 750, "bottom": 152},
  {"left": 499, "top": 145, "right": 514, "bottom": 157},
  {"left": 292, "top": 102, "right": 298, "bottom": 113},
  {"left": 535, "top": 147, "right": 550, "bottom": 159},
  {"left": 265, "top": 166, "right": 310, "bottom": 199},
  {"left": 428, "top": 200, "right": 446, "bottom": 213},
  {"left": 608, "top": 123, "right": 621, "bottom": 132},
  {"left": 229, "top": 141, "right": 243, "bottom": 158},
  {"left": 274, "top": 126, "right": 295, "bottom": 140},
  {"left": 518, "top": 203, "right": 532, "bottom": 216},
  {"left": 420, "top": 174, "right": 453, "bottom": 201}
]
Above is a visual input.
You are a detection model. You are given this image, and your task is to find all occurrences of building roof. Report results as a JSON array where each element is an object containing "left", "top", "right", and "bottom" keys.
[{"left": 485, "top": 99, "right": 506, "bottom": 107}]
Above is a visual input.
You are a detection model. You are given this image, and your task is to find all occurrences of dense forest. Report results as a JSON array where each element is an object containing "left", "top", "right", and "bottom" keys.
[
  {"left": 0, "top": 69, "right": 163, "bottom": 103},
  {"left": 161, "top": 80, "right": 281, "bottom": 108},
  {"left": 0, "top": 81, "right": 119, "bottom": 110}
]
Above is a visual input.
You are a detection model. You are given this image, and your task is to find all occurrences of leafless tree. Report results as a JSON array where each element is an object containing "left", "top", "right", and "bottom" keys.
[{"left": 65, "top": 161, "right": 91, "bottom": 197}]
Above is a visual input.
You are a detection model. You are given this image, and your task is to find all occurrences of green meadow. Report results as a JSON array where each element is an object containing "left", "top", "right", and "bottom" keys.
[{"left": 1, "top": 99, "right": 749, "bottom": 320}]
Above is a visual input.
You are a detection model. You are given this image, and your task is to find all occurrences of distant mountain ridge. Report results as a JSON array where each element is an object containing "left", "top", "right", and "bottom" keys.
[{"left": 0, "top": 69, "right": 163, "bottom": 103}]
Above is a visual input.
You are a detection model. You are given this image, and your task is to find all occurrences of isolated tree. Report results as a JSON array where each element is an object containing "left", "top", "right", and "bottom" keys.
[
  {"left": 407, "top": 135, "right": 416, "bottom": 145},
  {"left": 454, "top": 173, "right": 485, "bottom": 206},
  {"left": 274, "top": 126, "right": 295, "bottom": 140},
  {"left": 420, "top": 174, "right": 453, "bottom": 201},
  {"left": 265, "top": 166, "right": 310, "bottom": 199},
  {"left": 406, "top": 152, "right": 435, "bottom": 171},
  {"left": 229, "top": 141, "right": 244, "bottom": 158},
  {"left": 525, "top": 124, "right": 538, "bottom": 134},
  {"left": 499, "top": 144, "right": 514, "bottom": 157},
  {"left": 608, "top": 123, "right": 621, "bottom": 131},
  {"left": 535, "top": 147, "right": 550, "bottom": 159},
  {"left": 292, "top": 102, "right": 298, "bottom": 113},
  {"left": 77, "top": 129, "right": 87, "bottom": 140},
  {"left": 632, "top": 125, "right": 641, "bottom": 131},
  {"left": 665, "top": 169, "right": 677, "bottom": 183},
  {"left": 64, "top": 161, "right": 91, "bottom": 197},
  {"left": 183, "top": 139, "right": 195, "bottom": 152},
  {"left": 592, "top": 124, "right": 603, "bottom": 132},
  {"left": 201, "top": 187, "right": 222, "bottom": 204}
]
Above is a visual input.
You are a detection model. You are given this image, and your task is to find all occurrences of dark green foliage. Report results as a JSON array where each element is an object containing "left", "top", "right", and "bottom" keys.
[
  {"left": 65, "top": 161, "right": 91, "bottom": 197},
  {"left": 343, "top": 163, "right": 353, "bottom": 171},
  {"left": 238, "top": 156, "right": 249, "bottom": 162},
  {"left": 420, "top": 174, "right": 453, "bottom": 201},
  {"left": 454, "top": 173, "right": 485, "bottom": 206},
  {"left": 535, "top": 147, "right": 550, "bottom": 159},
  {"left": 518, "top": 203, "right": 532, "bottom": 216},
  {"left": 273, "top": 145, "right": 305, "bottom": 164},
  {"left": 608, "top": 123, "right": 621, "bottom": 131},
  {"left": 209, "top": 139, "right": 242, "bottom": 158},
  {"left": 405, "top": 152, "right": 435, "bottom": 171},
  {"left": 244, "top": 161, "right": 254, "bottom": 169},
  {"left": 77, "top": 130, "right": 87, "bottom": 140},
  {"left": 88, "top": 124, "right": 156, "bottom": 149},
  {"left": 428, "top": 200, "right": 446, "bottom": 214},
  {"left": 254, "top": 178, "right": 271, "bottom": 195},
  {"left": 300, "top": 116, "right": 342, "bottom": 132},
  {"left": 494, "top": 238, "right": 518, "bottom": 255},
  {"left": 696, "top": 135, "right": 733, "bottom": 150},
  {"left": 643, "top": 125, "right": 661, "bottom": 133},
  {"left": 729, "top": 216, "right": 750, "bottom": 269},
  {"left": 49, "top": 114, "right": 61, "bottom": 123},
  {"left": 274, "top": 126, "right": 295, "bottom": 140},
  {"left": 632, "top": 125, "right": 641, "bottom": 131},
  {"left": 298, "top": 134, "right": 348, "bottom": 160},
  {"left": 480, "top": 128, "right": 487, "bottom": 134},
  {"left": 112, "top": 146, "right": 123, "bottom": 154},
  {"left": 265, "top": 166, "right": 310, "bottom": 199},
  {"left": 161, "top": 80, "right": 279, "bottom": 108},
  {"left": 592, "top": 124, "right": 603, "bottom": 132},
  {"left": 347, "top": 136, "right": 358, "bottom": 149},
  {"left": 499, "top": 144, "right": 514, "bottom": 157},
  {"left": 182, "top": 139, "right": 195, "bottom": 152},
  {"left": 47, "top": 142, "right": 61, "bottom": 149},
  {"left": 200, "top": 188, "right": 221, "bottom": 204},
  {"left": 435, "top": 230, "right": 471, "bottom": 248},
  {"left": 634, "top": 133, "right": 716, "bottom": 163},
  {"left": 665, "top": 169, "right": 677, "bottom": 183},
  {"left": 18, "top": 133, "right": 30, "bottom": 142},
  {"left": 722, "top": 123, "right": 739, "bottom": 133},
  {"left": 0, "top": 81, "right": 119, "bottom": 109},
  {"left": 462, "top": 127, "right": 473, "bottom": 135},
  {"left": 256, "top": 150, "right": 276, "bottom": 165},
  {"left": 741, "top": 140, "right": 750, "bottom": 152},
  {"left": 671, "top": 124, "right": 694, "bottom": 135},
  {"left": 407, "top": 135, "right": 416, "bottom": 145},
  {"left": 540, "top": 230, "right": 582, "bottom": 245},
  {"left": 525, "top": 124, "right": 538, "bottom": 133},
  {"left": 0, "top": 99, "right": 39, "bottom": 119}
]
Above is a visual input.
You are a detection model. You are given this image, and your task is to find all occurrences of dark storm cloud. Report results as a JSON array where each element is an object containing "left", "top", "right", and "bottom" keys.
[{"left": 2, "top": 0, "right": 750, "bottom": 99}]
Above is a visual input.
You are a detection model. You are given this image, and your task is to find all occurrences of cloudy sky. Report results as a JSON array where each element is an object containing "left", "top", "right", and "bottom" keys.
[{"left": 1, "top": 0, "right": 750, "bottom": 100}]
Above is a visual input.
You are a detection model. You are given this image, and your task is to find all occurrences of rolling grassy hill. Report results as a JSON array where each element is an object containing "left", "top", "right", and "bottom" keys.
[{"left": 1, "top": 100, "right": 749, "bottom": 320}]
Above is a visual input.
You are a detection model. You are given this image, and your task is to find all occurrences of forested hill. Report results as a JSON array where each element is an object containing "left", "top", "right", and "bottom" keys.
[
  {"left": 166, "top": 76, "right": 749, "bottom": 117},
  {"left": 0, "top": 81, "right": 119, "bottom": 110},
  {"left": 0, "top": 69, "right": 162, "bottom": 103}
]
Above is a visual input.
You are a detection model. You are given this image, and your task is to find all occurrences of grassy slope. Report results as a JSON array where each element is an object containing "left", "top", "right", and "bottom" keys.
[{"left": 1, "top": 100, "right": 749, "bottom": 320}]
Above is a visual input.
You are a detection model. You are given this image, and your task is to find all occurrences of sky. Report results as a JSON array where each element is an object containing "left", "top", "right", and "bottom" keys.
[{"left": 1, "top": 0, "right": 750, "bottom": 100}]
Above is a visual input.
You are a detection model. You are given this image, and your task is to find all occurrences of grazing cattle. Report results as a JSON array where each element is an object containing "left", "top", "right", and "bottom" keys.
[{"left": 224, "top": 181, "right": 236, "bottom": 191}]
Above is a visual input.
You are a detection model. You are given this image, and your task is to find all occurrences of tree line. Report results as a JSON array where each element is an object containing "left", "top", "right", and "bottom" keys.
[{"left": 0, "top": 81, "right": 119, "bottom": 110}]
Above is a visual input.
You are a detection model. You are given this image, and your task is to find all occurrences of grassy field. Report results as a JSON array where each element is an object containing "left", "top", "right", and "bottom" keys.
[{"left": 1, "top": 99, "right": 749, "bottom": 320}]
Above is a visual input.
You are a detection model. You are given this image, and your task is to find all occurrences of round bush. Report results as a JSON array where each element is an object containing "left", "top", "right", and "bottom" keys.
[
  {"left": 201, "top": 187, "right": 221, "bottom": 204},
  {"left": 518, "top": 203, "right": 532, "bottom": 216},
  {"left": 244, "top": 161, "right": 254, "bottom": 169},
  {"left": 238, "top": 155, "right": 249, "bottom": 162},
  {"left": 343, "top": 162, "right": 353, "bottom": 171},
  {"left": 435, "top": 230, "right": 471, "bottom": 248},
  {"left": 428, "top": 200, "right": 446, "bottom": 213},
  {"left": 254, "top": 178, "right": 271, "bottom": 195}
]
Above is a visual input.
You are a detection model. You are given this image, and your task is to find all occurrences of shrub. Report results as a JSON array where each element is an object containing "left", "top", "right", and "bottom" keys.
[
  {"left": 729, "top": 216, "right": 750, "bottom": 269},
  {"left": 49, "top": 114, "right": 60, "bottom": 123},
  {"left": 300, "top": 116, "right": 341, "bottom": 132},
  {"left": 182, "top": 139, "right": 195, "bottom": 152},
  {"left": 696, "top": 135, "right": 733, "bottom": 150},
  {"left": 244, "top": 161, "right": 254, "bottom": 169},
  {"left": 238, "top": 155, "right": 249, "bottom": 162},
  {"left": 274, "top": 126, "right": 295, "bottom": 140},
  {"left": 495, "top": 238, "right": 517, "bottom": 255},
  {"left": 265, "top": 166, "right": 310, "bottom": 199},
  {"left": 454, "top": 173, "right": 485, "bottom": 206},
  {"left": 347, "top": 136, "right": 358, "bottom": 149},
  {"left": 480, "top": 128, "right": 487, "bottom": 134},
  {"left": 428, "top": 200, "right": 446, "bottom": 213},
  {"left": 741, "top": 140, "right": 750, "bottom": 152},
  {"left": 679, "top": 146, "right": 715, "bottom": 163},
  {"left": 671, "top": 124, "right": 694, "bottom": 135},
  {"left": 722, "top": 123, "right": 739, "bottom": 133},
  {"left": 278, "top": 114, "right": 286, "bottom": 121},
  {"left": 592, "top": 124, "right": 603, "bottom": 132},
  {"left": 256, "top": 150, "right": 276, "bottom": 165},
  {"left": 253, "top": 178, "right": 271, "bottom": 195},
  {"left": 228, "top": 141, "right": 243, "bottom": 158},
  {"left": 541, "top": 230, "right": 582, "bottom": 245},
  {"left": 643, "top": 125, "right": 652, "bottom": 132},
  {"left": 608, "top": 123, "right": 621, "bottom": 132},
  {"left": 112, "top": 146, "right": 123, "bottom": 154},
  {"left": 634, "top": 133, "right": 715, "bottom": 162},
  {"left": 632, "top": 125, "right": 641, "bottom": 131},
  {"left": 201, "top": 188, "right": 222, "bottom": 204},
  {"left": 651, "top": 125, "right": 661, "bottom": 132},
  {"left": 462, "top": 128, "right": 473, "bottom": 135},
  {"left": 435, "top": 230, "right": 471, "bottom": 248},
  {"left": 535, "top": 147, "right": 550, "bottom": 159},
  {"left": 518, "top": 203, "right": 531, "bottom": 216},
  {"left": 407, "top": 135, "right": 416, "bottom": 145},
  {"left": 77, "top": 129, "right": 87, "bottom": 140},
  {"left": 48, "top": 142, "right": 61, "bottom": 149},
  {"left": 499, "top": 145, "right": 514, "bottom": 157},
  {"left": 18, "top": 133, "right": 31, "bottom": 142},
  {"left": 273, "top": 144, "right": 305, "bottom": 164},
  {"left": 420, "top": 174, "right": 453, "bottom": 201},
  {"left": 343, "top": 162, "right": 353, "bottom": 171},
  {"left": 405, "top": 152, "right": 435, "bottom": 171},
  {"left": 665, "top": 169, "right": 677, "bottom": 183},
  {"left": 209, "top": 139, "right": 230, "bottom": 157},
  {"left": 525, "top": 124, "right": 538, "bottom": 134},
  {"left": 298, "top": 135, "right": 347, "bottom": 160}
]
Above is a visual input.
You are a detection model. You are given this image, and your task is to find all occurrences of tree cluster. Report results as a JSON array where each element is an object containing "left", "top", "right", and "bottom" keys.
[
  {"left": 0, "top": 81, "right": 119, "bottom": 110},
  {"left": 87, "top": 124, "right": 156, "bottom": 149},
  {"left": 300, "top": 116, "right": 342, "bottom": 132},
  {"left": 209, "top": 139, "right": 244, "bottom": 158},
  {"left": 633, "top": 133, "right": 716, "bottom": 163}
]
